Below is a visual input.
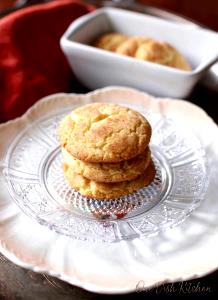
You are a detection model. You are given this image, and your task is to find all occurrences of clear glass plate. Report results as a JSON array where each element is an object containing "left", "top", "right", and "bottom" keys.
[{"left": 2, "top": 104, "right": 208, "bottom": 242}]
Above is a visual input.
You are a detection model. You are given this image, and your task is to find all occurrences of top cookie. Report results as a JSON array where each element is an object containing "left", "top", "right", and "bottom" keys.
[{"left": 59, "top": 103, "right": 151, "bottom": 163}]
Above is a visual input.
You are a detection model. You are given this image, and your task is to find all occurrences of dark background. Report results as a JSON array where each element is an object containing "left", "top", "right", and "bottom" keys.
[
  {"left": 139, "top": 0, "right": 218, "bottom": 31},
  {"left": 0, "top": 0, "right": 218, "bottom": 299},
  {"left": 1, "top": 0, "right": 218, "bottom": 31}
]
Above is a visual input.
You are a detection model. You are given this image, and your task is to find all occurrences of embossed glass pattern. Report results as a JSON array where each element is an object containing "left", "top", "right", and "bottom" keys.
[{"left": 2, "top": 104, "right": 208, "bottom": 242}]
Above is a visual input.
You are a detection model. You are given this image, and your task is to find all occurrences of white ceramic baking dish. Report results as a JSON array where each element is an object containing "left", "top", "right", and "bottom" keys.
[{"left": 60, "top": 7, "right": 218, "bottom": 98}]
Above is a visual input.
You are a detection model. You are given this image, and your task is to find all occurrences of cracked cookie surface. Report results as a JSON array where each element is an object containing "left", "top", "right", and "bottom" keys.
[
  {"left": 59, "top": 103, "right": 151, "bottom": 163},
  {"left": 63, "top": 160, "right": 156, "bottom": 199},
  {"left": 62, "top": 146, "right": 151, "bottom": 183},
  {"left": 93, "top": 33, "right": 128, "bottom": 51}
]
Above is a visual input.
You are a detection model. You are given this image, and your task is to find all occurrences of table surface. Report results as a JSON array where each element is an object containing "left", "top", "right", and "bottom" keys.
[{"left": 0, "top": 1, "right": 218, "bottom": 299}]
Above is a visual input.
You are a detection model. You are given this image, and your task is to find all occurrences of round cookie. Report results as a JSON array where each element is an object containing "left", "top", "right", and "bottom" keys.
[
  {"left": 93, "top": 33, "right": 128, "bottom": 52},
  {"left": 116, "top": 36, "right": 150, "bottom": 57},
  {"left": 135, "top": 40, "right": 175, "bottom": 65},
  {"left": 62, "top": 147, "right": 151, "bottom": 183},
  {"left": 59, "top": 103, "right": 151, "bottom": 163},
  {"left": 63, "top": 160, "right": 156, "bottom": 199},
  {"left": 135, "top": 40, "right": 191, "bottom": 71}
]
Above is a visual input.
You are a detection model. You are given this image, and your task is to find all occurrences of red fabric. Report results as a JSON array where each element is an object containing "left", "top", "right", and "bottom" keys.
[{"left": 0, "top": 0, "right": 94, "bottom": 122}]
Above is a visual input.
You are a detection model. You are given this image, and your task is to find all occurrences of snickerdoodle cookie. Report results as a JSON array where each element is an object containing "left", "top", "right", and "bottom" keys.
[
  {"left": 63, "top": 160, "right": 156, "bottom": 199},
  {"left": 134, "top": 40, "right": 191, "bottom": 70},
  {"left": 116, "top": 36, "right": 151, "bottom": 57},
  {"left": 59, "top": 103, "right": 151, "bottom": 163},
  {"left": 93, "top": 33, "right": 128, "bottom": 52},
  {"left": 62, "top": 146, "right": 151, "bottom": 183}
]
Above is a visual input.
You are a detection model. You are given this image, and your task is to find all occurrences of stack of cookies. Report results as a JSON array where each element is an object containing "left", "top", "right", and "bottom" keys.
[{"left": 59, "top": 103, "right": 155, "bottom": 199}]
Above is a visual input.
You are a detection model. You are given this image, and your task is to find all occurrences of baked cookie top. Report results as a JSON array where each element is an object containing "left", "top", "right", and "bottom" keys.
[
  {"left": 62, "top": 146, "right": 151, "bottom": 183},
  {"left": 63, "top": 160, "right": 156, "bottom": 199},
  {"left": 116, "top": 36, "right": 151, "bottom": 57},
  {"left": 135, "top": 40, "right": 191, "bottom": 71},
  {"left": 59, "top": 103, "right": 151, "bottom": 163},
  {"left": 93, "top": 33, "right": 128, "bottom": 52},
  {"left": 135, "top": 40, "right": 175, "bottom": 65}
]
